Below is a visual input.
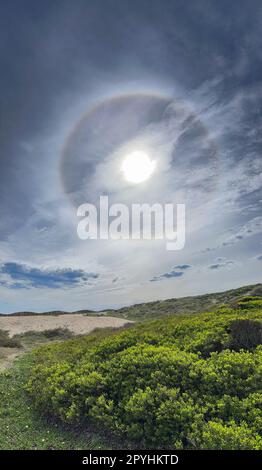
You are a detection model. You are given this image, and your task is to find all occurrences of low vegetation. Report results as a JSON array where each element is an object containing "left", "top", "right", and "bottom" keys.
[
  {"left": 0, "top": 328, "right": 76, "bottom": 370},
  {"left": 0, "top": 330, "right": 21, "bottom": 348},
  {"left": 0, "top": 354, "right": 111, "bottom": 450},
  {"left": 26, "top": 297, "right": 262, "bottom": 450},
  {"left": 13, "top": 328, "right": 74, "bottom": 347},
  {"left": 103, "top": 283, "right": 262, "bottom": 320}
]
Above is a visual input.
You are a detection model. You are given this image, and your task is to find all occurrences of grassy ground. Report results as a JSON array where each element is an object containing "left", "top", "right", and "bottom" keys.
[
  {"left": 0, "top": 353, "right": 112, "bottom": 450},
  {"left": 0, "top": 327, "right": 129, "bottom": 449},
  {"left": 0, "top": 329, "right": 72, "bottom": 371}
]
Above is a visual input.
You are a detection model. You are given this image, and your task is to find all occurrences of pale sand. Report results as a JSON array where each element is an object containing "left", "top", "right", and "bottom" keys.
[{"left": 0, "top": 314, "right": 132, "bottom": 337}]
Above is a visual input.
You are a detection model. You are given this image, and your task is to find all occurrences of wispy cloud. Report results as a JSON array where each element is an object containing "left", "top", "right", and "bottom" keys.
[
  {"left": 150, "top": 270, "right": 184, "bottom": 282},
  {"left": 222, "top": 217, "right": 262, "bottom": 247},
  {"left": 174, "top": 264, "right": 192, "bottom": 270},
  {"left": 208, "top": 258, "right": 236, "bottom": 270},
  {"left": 202, "top": 216, "right": 262, "bottom": 254},
  {"left": 150, "top": 262, "right": 193, "bottom": 282}
]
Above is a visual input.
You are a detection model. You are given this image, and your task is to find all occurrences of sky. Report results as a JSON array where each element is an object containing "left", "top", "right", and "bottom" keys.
[{"left": 0, "top": 0, "right": 261, "bottom": 313}]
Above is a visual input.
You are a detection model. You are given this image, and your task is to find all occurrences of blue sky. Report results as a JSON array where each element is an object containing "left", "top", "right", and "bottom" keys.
[{"left": 0, "top": 1, "right": 261, "bottom": 313}]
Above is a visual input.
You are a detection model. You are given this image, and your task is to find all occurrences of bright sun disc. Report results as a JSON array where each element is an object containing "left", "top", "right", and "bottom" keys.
[{"left": 121, "top": 151, "right": 156, "bottom": 184}]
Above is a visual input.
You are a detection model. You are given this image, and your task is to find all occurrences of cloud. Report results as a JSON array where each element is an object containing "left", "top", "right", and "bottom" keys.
[
  {"left": 150, "top": 269, "right": 184, "bottom": 282},
  {"left": 0, "top": 2, "right": 261, "bottom": 311},
  {"left": 208, "top": 258, "right": 236, "bottom": 270},
  {"left": 222, "top": 217, "right": 262, "bottom": 247},
  {"left": 256, "top": 254, "right": 262, "bottom": 261},
  {"left": 174, "top": 264, "right": 192, "bottom": 270},
  {"left": 150, "top": 261, "right": 194, "bottom": 282},
  {"left": 0, "top": 262, "right": 98, "bottom": 289},
  {"left": 208, "top": 264, "right": 223, "bottom": 270},
  {"left": 201, "top": 216, "right": 262, "bottom": 253}
]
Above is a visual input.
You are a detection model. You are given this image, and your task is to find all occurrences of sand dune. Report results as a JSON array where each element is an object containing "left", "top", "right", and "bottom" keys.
[{"left": 0, "top": 314, "right": 132, "bottom": 337}]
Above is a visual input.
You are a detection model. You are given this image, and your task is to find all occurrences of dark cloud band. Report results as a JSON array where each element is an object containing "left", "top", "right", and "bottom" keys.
[{"left": 0, "top": 262, "right": 98, "bottom": 289}]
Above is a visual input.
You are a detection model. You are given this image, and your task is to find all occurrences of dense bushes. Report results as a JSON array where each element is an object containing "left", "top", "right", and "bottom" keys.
[
  {"left": 26, "top": 299, "right": 262, "bottom": 449},
  {"left": 192, "top": 421, "right": 262, "bottom": 450}
]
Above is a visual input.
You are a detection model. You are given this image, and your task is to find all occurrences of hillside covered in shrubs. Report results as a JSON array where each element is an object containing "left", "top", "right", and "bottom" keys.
[
  {"left": 27, "top": 297, "right": 262, "bottom": 449},
  {"left": 105, "top": 283, "right": 262, "bottom": 320}
]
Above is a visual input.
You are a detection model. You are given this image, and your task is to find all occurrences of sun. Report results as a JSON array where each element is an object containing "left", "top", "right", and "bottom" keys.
[{"left": 121, "top": 150, "right": 156, "bottom": 184}]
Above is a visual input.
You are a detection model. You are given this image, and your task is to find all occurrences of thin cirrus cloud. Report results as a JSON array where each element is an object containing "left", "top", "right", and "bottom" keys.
[
  {"left": 202, "top": 216, "right": 262, "bottom": 253},
  {"left": 0, "top": 262, "right": 99, "bottom": 289},
  {"left": 222, "top": 217, "right": 262, "bottom": 247}
]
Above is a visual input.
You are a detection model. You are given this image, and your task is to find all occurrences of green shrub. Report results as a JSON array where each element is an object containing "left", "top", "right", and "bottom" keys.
[
  {"left": 191, "top": 421, "right": 262, "bottom": 450},
  {"left": 206, "top": 393, "right": 262, "bottom": 431},
  {"left": 121, "top": 386, "right": 203, "bottom": 447},
  {"left": 26, "top": 301, "right": 262, "bottom": 449}
]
